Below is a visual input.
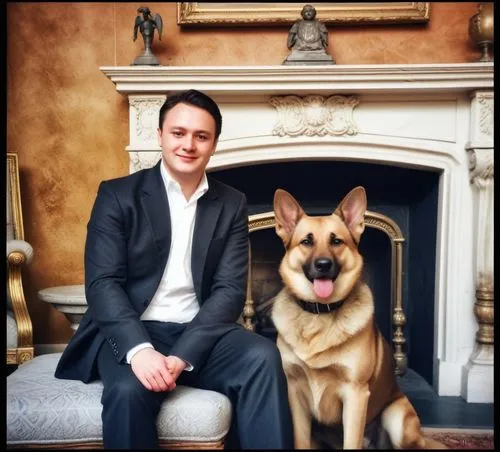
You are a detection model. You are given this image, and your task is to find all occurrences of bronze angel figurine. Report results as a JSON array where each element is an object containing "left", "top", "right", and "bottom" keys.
[{"left": 132, "top": 6, "right": 163, "bottom": 65}]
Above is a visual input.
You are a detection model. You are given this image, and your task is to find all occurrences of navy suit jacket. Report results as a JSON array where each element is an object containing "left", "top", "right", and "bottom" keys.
[{"left": 55, "top": 161, "right": 249, "bottom": 383}]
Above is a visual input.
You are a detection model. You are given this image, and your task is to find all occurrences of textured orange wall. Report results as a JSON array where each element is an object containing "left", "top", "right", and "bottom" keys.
[{"left": 7, "top": 2, "right": 480, "bottom": 345}]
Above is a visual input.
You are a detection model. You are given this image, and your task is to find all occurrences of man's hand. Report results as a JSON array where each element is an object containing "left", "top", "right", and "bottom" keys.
[
  {"left": 130, "top": 348, "right": 177, "bottom": 392},
  {"left": 165, "top": 355, "right": 187, "bottom": 381}
]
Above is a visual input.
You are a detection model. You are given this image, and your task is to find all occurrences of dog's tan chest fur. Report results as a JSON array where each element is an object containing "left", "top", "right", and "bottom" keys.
[
  {"left": 278, "top": 331, "right": 380, "bottom": 426},
  {"left": 277, "top": 336, "right": 344, "bottom": 424}
]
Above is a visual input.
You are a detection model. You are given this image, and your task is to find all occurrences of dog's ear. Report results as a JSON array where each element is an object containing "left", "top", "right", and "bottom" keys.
[
  {"left": 334, "top": 186, "right": 367, "bottom": 244},
  {"left": 274, "top": 189, "right": 305, "bottom": 246}
]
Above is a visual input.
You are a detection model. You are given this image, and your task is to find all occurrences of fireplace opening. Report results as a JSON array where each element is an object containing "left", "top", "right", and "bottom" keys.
[{"left": 211, "top": 160, "right": 440, "bottom": 386}]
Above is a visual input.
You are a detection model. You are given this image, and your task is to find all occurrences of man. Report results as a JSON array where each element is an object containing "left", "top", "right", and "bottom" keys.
[{"left": 55, "top": 90, "right": 294, "bottom": 449}]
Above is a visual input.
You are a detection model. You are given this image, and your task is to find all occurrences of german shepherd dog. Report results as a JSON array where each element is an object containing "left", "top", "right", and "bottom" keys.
[{"left": 271, "top": 187, "right": 446, "bottom": 449}]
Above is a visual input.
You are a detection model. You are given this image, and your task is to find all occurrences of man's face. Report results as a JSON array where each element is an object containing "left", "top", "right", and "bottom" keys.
[{"left": 157, "top": 102, "right": 218, "bottom": 184}]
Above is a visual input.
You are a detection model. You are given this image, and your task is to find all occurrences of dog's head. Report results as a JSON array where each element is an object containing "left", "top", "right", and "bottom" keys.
[{"left": 273, "top": 187, "right": 367, "bottom": 303}]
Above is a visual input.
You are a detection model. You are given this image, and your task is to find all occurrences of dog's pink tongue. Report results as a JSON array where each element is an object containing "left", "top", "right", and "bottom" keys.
[{"left": 313, "top": 279, "right": 334, "bottom": 299}]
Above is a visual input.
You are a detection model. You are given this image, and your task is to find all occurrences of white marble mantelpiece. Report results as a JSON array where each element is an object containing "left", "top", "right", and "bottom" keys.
[
  {"left": 100, "top": 64, "right": 493, "bottom": 95},
  {"left": 101, "top": 63, "right": 494, "bottom": 401}
]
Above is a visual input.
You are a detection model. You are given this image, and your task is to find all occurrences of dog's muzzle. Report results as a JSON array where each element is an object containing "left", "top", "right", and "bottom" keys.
[{"left": 304, "top": 257, "right": 340, "bottom": 282}]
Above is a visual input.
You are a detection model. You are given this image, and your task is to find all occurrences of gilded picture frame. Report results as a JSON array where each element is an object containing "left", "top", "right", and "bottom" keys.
[
  {"left": 177, "top": 2, "right": 430, "bottom": 27},
  {"left": 7, "top": 153, "right": 25, "bottom": 241}
]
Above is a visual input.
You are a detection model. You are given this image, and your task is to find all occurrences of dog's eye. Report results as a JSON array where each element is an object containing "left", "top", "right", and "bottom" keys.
[
  {"left": 331, "top": 237, "right": 344, "bottom": 246},
  {"left": 301, "top": 234, "right": 314, "bottom": 246}
]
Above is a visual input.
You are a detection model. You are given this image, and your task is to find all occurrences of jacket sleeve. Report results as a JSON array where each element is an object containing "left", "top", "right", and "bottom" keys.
[
  {"left": 169, "top": 192, "right": 249, "bottom": 369},
  {"left": 84, "top": 181, "right": 151, "bottom": 363}
]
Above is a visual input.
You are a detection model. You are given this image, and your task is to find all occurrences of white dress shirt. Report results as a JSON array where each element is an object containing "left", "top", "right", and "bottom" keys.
[{"left": 126, "top": 161, "right": 209, "bottom": 366}]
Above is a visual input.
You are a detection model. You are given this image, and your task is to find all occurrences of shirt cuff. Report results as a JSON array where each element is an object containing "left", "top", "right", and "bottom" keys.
[{"left": 126, "top": 342, "right": 154, "bottom": 364}]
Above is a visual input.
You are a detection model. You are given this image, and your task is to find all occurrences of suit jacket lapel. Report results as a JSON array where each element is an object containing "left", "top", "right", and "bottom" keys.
[
  {"left": 192, "top": 184, "right": 222, "bottom": 298},
  {"left": 140, "top": 162, "right": 171, "bottom": 269}
]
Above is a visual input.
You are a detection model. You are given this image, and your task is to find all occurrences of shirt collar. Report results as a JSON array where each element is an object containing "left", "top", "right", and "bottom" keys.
[{"left": 160, "top": 159, "right": 209, "bottom": 203}]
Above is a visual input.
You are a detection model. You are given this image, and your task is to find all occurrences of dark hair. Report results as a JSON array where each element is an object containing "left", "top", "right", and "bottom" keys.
[{"left": 158, "top": 89, "right": 222, "bottom": 139}]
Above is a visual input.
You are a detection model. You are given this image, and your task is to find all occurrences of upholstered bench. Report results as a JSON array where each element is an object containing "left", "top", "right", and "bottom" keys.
[{"left": 7, "top": 353, "right": 232, "bottom": 449}]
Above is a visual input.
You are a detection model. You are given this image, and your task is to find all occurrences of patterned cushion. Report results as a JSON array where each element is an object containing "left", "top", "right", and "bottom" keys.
[{"left": 7, "top": 353, "right": 232, "bottom": 446}]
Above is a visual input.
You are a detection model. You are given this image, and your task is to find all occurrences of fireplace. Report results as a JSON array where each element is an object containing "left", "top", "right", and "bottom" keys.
[
  {"left": 101, "top": 63, "right": 493, "bottom": 402},
  {"left": 213, "top": 160, "right": 440, "bottom": 385}
]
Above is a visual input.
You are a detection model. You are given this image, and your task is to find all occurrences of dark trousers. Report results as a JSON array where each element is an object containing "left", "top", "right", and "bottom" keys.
[{"left": 97, "top": 321, "right": 294, "bottom": 449}]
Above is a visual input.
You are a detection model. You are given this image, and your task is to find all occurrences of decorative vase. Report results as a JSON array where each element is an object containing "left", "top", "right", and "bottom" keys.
[{"left": 468, "top": 2, "right": 494, "bottom": 62}]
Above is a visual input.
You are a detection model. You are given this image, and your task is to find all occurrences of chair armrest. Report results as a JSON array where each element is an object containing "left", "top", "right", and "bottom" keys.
[
  {"left": 7, "top": 239, "right": 34, "bottom": 264},
  {"left": 7, "top": 239, "right": 34, "bottom": 354}
]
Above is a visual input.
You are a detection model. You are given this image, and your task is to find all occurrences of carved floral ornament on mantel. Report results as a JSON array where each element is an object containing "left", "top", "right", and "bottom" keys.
[
  {"left": 478, "top": 95, "right": 493, "bottom": 137},
  {"left": 130, "top": 98, "right": 165, "bottom": 143},
  {"left": 269, "top": 94, "right": 360, "bottom": 137}
]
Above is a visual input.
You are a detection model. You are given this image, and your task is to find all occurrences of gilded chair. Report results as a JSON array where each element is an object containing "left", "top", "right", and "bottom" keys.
[{"left": 7, "top": 153, "right": 34, "bottom": 365}]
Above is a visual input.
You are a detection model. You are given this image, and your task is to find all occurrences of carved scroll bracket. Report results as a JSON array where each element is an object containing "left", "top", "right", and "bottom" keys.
[
  {"left": 270, "top": 94, "right": 359, "bottom": 137},
  {"left": 467, "top": 147, "right": 493, "bottom": 188}
]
